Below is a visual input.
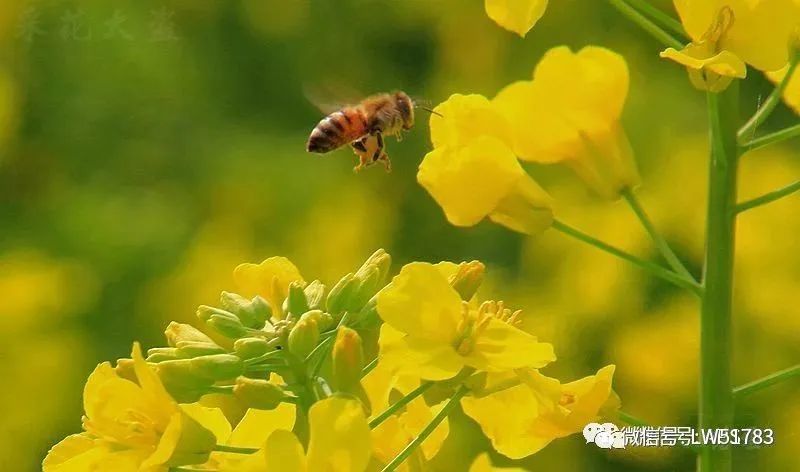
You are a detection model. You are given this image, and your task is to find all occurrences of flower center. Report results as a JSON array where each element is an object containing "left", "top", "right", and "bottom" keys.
[{"left": 454, "top": 300, "right": 523, "bottom": 355}]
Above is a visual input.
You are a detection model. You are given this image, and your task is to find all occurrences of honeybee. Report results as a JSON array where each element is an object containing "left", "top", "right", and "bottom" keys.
[{"left": 306, "top": 91, "right": 417, "bottom": 172}]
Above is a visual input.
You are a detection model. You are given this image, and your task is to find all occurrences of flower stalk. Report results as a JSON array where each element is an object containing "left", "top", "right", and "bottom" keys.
[
  {"left": 369, "top": 381, "right": 433, "bottom": 429},
  {"left": 699, "top": 84, "right": 739, "bottom": 472},
  {"left": 733, "top": 364, "right": 800, "bottom": 399},
  {"left": 738, "top": 53, "right": 800, "bottom": 143},
  {"left": 736, "top": 180, "right": 800, "bottom": 214},
  {"left": 739, "top": 123, "right": 800, "bottom": 152},
  {"left": 605, "top": 0, "right": 684, "bottom": 49}
]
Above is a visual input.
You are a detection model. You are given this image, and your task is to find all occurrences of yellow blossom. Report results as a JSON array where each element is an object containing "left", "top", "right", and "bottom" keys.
[
  {"left": 362, "top": 362, "right": 450, "bottom": 470},
  {"left": 234, "top": 257, "right": 304, "bottom": 320},
  {"left": 460, "top": 366, "right": 616, "bottom": 459},
  {"left": 662, "top": 0, "right": 800, "bottom": 91},
  {"left": 421, "top": 94, "right": 553, "bottom": 234},
  {"left": 225, "top": 396, "right": 370, "bottom": 472},
  {"left": 493, "top": 46, "right": 639, "bottom": 198},
  {"left": 43, "top": 343, "right": 221, "bottom": 471},
  {"left": 377, "top": 262, "right": 555, "bottom": 381},
  {"left": 484, "top": 0, "right": 548, "bottom": 37}
]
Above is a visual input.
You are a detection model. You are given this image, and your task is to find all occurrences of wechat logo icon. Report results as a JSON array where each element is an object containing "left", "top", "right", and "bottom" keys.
[{"left": 583, "top": 422, "right": 626, "bottom": 449}]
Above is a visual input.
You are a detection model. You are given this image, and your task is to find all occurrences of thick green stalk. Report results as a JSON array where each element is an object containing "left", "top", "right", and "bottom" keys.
[{"left": 699, "top": 84, "right": 739, "bottom": 472}]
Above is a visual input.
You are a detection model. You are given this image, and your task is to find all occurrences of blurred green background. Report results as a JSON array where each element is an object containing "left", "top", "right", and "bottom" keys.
[{"left": 1, "top": 0, "right": 799, "bottom": 470}]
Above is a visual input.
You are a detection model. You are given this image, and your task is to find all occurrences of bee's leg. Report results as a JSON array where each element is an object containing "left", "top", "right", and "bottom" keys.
[
  {"left": 371, "top": 132, "right": 385, "bottom": 163},
  {"left": 378, "top": 152, "right": 392, "bottom": 172},
  {"left": 350, "top": 138, "right": 370, "bottom": 173}
]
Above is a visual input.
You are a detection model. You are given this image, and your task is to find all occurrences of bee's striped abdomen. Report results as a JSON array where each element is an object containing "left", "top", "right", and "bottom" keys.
[{"left": 306, "top": 108, "right": 368, "bottom": 153}]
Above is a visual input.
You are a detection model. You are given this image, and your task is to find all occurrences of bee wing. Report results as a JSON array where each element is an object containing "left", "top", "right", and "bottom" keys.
[{"left": 303, "top": 82, "right": 366, "bottom": 116}]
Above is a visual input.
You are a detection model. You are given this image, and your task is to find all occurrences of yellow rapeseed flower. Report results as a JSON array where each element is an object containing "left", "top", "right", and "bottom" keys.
[
  {"left": 226, "top": 396, "right": 371, "bottom": 472},
  {"left": 376, "top": 262, "right": 555, "bottom": 381},
  {"left": 469, "top": 453, "right": 527, "bottom": 471},
  {"left": 484, "top": 0, "right": 549, "bottom": 37},
  {"left": 420, "top": 94, "right": 553, "bottom": 234},
  {"left": 362, "top": 361, "right": 450, "bottom": 470},
  {"left": 493, "top": 46, "right": 639, "bottom": 199},
  {"left": 661, "top": 0, "right": 800, "bottom": 91},
  {"left": 460, "top": 366, "right": 616, "bottom": 459},
  {"left": 234, "top": 256, "right": 304, "bottom": 320},
  {"left": 43, "top": 343, "right": 220, "bottom": 471}
]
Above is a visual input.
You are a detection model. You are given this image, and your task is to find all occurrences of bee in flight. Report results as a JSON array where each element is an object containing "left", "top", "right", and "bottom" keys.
[{"left": 306, "top": 91, "right": 435, "bottom": 172}]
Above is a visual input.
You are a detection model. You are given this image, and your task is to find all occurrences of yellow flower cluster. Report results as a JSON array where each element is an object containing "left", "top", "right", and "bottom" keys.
[
  {"left": 44, "top": 250, "right": 617, "bottom": 470},
  {"left": 419, "top": 45, "right": 639, "bottom": 233}
]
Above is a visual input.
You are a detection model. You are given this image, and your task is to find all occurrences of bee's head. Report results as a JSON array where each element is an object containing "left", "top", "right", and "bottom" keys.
[{"left": 394, "top": 91, "right": 415, "bottom": 130}]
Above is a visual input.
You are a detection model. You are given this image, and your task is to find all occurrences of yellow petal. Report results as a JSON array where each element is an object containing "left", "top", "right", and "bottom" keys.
[
  {"left": 484, "top": 0, "right": 548, "bottom": 37},
  {"left": 263, "top": 430, "right": 307, "bottom": 472},
  {"left": 673, "top": 0, "right": 724, "bottom": 41},
  {"left": 43, "top": 434, "right": 100, "bottom": 471},
  {"left": 766, "top": 65, "right": 800, "bottom": 115},
  {"left": 82, "top": 362, "right": 152, "bottom": 442},
  {"left": 371, "top": 417, "right": 420, "bottom": 472},
  {"left": 461, "top": 383, "right": 549, "bottom": 459},
  {"left": 418, "top": 136, "right": 551, "bottom": 232},
  {"left": 234, "top": 257, "right": 304, "bottom": 319},
  {"left": 660, "top": 44, "right": 747, "bottom": 92},
  {"left": 180, "top": 404, "right": 232, "bottom": 443},
  {"left": 378, "top": 324, "right": 464, "bottom": 381},
  {"left": 469, "top": 452, "right": 528, "bottom": 472},
  {"left": 462, "top": 318, "right": 556, "bottom": 372},
  {"left": 306, "top": 396, "right": 371, "bottom": 472},
  {"left": 142, "top": 410, "right": 217, "bottom": 469},
  {"left": 429, "top": 94, "right": 514, "bottom": 149},
  {"left": 132, "top": 342, "right": 176, "bottom": 422},
  {"left": 399, "top": 399, "right": 450, "bottom": 460},
  {"left": 377, "top": 262, "right": 463, "bottom": 342},
  {"left": 227, "top": 404, "right": 297, "bottom": 448}
]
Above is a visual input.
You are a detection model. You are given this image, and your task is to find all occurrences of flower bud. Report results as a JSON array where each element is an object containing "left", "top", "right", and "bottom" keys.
[
  {"left": 300, "top": 309, "right": 334, "bottom": 332},
  {"left": 233, "top": 337, "right": 272, "bottom": 359},
  {"left": 220, "top": 291, "right": 272, "bottom": 329},
  {"left": 175, "top": 341, "right": 227, "bottom": 358},
  {"left": 147, "top": 347, "right": 185, "bottom": 363},
  {"left": 198, "top": 306, "right": 250, "bottom": 339},
  {"left": 156, "top": 358, "right": 212, "bottom": 401},
  {"left": 190, "top": 354, "right": 244, "bottom": 381},
  {"left": 115, "top": 358, "right": 136, "bottom": 382},
  {"left": 331, "top": 327, "right": 364, "bottom": 393},
  {"left": 326, "top": 272, "right": 357, "bottom": 315},
  {"left": 284, "top": 281, "right": 310, "bottom": 318},
  {"left": 448, "top": 261, "right": 485, "bottom": 301},
  {"left": 304, "top": 280, "right": 326, "bottom": 310},
  {"left": 232, "top": 376, "right": 287, "bottom": 410},
  {"left": 287, "top": 318, "right": 319, "bottom": 358},
  {"left": 165, "top": 322, "right": 216, "bottom": 347}
]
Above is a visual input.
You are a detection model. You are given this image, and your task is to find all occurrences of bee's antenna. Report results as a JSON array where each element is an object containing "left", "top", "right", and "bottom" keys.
[{"left": 416, "top": 105, "right": 444, "bottom": 118}]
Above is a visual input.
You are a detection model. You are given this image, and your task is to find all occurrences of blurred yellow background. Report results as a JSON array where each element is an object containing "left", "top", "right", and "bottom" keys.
[{"left": 1, "top": 1, "right": 798, "bottom": 470}]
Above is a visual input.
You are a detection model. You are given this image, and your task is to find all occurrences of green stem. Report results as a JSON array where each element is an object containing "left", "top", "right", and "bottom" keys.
[
  {"left": 606, "top": 0, "right": 684, "bottom": 49},
  {"left": 369, "top": 382, "right": 433, "bottom": 429},
  {"left": 739, "top": 123, "right": 800, "bottom": 153},
  {"left": 624, "top": 0, "right": 688, "bottom": 39},
  {"left": 552, "top": 219, "right": 703, "bottom": 295},
  {"left": 361, "top": 357, "right": 379, "bottom": 377},
  {"left": 733, "top": 364, "right": 800, "bottom": 399},
  {"left": 738, "top": 54, "right": 800, "bottom": 143},
  {"left": 699, "top": 84, "right": 739, "bottom": 472},
  {"left": 213, "top": 444, "right": 259, "bottom": 454},
  {"left": 618, "top": 410, "right": 649, "bottom": 427},
  {"left": 622, "top": 188, "right": 697, "bottom": 283},
  {"left": 203, "top": 385, "right": 234, "bottom": 395},
  {"left": 381, "top": 385, "right": 468, "bottom": 472},
  {"left": 243, "top": 350, "right": 284, "bottom": 366},
  {"left": 735, "top": 180, "right": 800, "bottom": 213}
]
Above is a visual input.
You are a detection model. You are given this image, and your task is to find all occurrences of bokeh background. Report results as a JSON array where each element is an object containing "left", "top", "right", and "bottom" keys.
[{"left": 1, "top": 0, "right": 799, "bottom": 470}]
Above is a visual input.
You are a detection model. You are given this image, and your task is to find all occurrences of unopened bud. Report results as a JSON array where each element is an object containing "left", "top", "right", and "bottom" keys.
[
  {"left": 233, "top": 376, "right": 287, "bottom": 410},
  {"left": 448, "top": 261, "right": 485, "bottom": 301},
  {"left": 220, "top": 291, "right": 272, "bottom": 329},
  {"left": 190, "top": 354, "right": 244, "bottom": 381},
  {"left": 198, "top": 306, "right": 250, "bottom": 339},
  {"left": 175, "top": 341, "right": 226, "bottom": 358},
  {"left": 304, "top": 280, "right": 326, "bottom": 310},
  {"left": 165, "top": 322, "right": 215, "bottom": 347},
  {"left": 233, "top": 337, "right": 271, "bottom": 359},
  {"left": 156, "top": 359, "right": 210, "bottom": 402},
  {"left": 285, "top": 281, "right": 310, "bottom": 318},
  {"left": 356, "top": 249, "right": 391, "bottom": 284},
  {"left": 326, "top": 272, "right": 357, "bottom": 315},
  {"left": 300, "top": 309, "right": 334, "bottom": 332},
  {"left": 331, "top": 327, "right": 364, "bottom": 393},
  {"left": 287, "top": 318, "right": 319, "bottom": 358},
  {"left": 147, "top": 347, "right": 185, "bottom": 363}
]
